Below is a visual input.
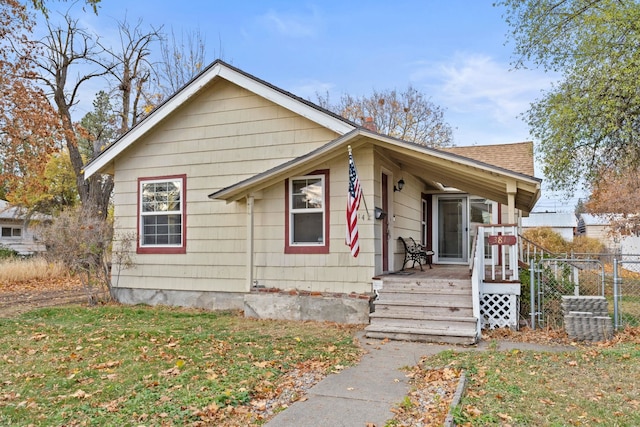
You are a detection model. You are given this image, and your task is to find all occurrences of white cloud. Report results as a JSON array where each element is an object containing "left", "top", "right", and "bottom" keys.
[
  {"left": 407, "top": 53, "right": 558, "bottom": 145},
  {"left": 413, "top": 53, "right": 555, "bottom": 122},
  {"left": 259, "top": 6, "right": 323, "bottom": 38}
]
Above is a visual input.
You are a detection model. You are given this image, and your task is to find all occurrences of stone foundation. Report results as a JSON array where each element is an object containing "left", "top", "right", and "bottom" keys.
[
  {"left": 244, "top": 289, "right": 371, "bottom": 324},
  {"left": 111, "top": 287, "right": 371, "bottom": 324},
  {"left": 112, "top": 288, "right": 245, "bottom": 311}
]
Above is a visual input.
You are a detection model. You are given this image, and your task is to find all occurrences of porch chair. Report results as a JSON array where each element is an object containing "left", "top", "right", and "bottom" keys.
[
  {"left": 398, "top": 237, "right": 434, "bottom": 271},
  {"left": 410, "top": 237, "right": 434, "bottom": 269}
]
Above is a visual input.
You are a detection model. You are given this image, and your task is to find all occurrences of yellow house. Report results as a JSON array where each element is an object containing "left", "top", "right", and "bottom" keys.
[{"left": 84, "top": 60, "right": 541, "bottom": 341}]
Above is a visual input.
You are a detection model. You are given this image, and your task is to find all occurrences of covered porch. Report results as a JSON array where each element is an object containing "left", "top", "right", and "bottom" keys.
[{"left": 367, "top": 225, "right": 523, "bottom": 344}]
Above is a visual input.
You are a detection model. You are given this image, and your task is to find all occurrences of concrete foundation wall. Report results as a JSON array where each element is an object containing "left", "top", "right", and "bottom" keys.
[
  {"left": 113, "top": 288, "right": 245, "bottom": 311},
  {"left": 113, "top": 288, "right": 370, "bottom": 325},
  {"left": 244, "top": 293, "right": 370, "bottom": 324}
]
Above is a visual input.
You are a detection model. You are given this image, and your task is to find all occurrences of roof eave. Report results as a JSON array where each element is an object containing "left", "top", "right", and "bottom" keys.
[{"left": 209, "top": 129, "right": 543, "bottom": 206}]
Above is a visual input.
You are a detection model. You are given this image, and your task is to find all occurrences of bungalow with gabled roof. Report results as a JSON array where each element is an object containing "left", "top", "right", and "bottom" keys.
[{"left": 84, "top": 60, "right": 541, "bottom": 343}]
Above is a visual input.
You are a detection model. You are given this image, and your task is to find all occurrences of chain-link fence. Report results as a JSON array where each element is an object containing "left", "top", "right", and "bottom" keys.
[
  {"left": 522, "top": 252, "right": 640, "bottom": 330},
  {"left": 613, "top": 255, "right": 640, "bottom": 328}
]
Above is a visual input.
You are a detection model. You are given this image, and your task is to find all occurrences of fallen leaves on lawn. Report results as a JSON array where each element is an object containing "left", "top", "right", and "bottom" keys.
[
  {"left": 387, "top": 364, "right": 462, "bottom": 426},
  {"left": 0, "top": 275, "right": 83, "bottom": 294},
  {"left": 483, "top": 326, "right": 573, "bottom": 346},
  {"left": 91, "top": 360, "right": 122, "bottom": 370},
  {"left": 190, "top": 358, "right": 337, "bottom": 426}
]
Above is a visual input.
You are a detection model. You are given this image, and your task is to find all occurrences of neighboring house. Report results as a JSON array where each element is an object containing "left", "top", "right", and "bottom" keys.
[
  {"left": 521, "top": 212, "right": 578, "bottom": 242},
  {"left": 580, "top": 213, "right": 619, "bottom": 250},
  {"left": 84, "top": 60, "right": 541, "bottom": 328},
  {"left": 0, "top": 200, "right": 47, "bottom": 255}
]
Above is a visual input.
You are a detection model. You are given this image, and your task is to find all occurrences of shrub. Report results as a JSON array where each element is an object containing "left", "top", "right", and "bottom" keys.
[
  {"left": 36, "top": 205, "right": 113, "bottom": 303},
  {"left": 0, "top": 245, "right": 18, "bottom": 259},
  {"left": 522, "top": 227, "right": 570, "bottom": 254},
  {"left": 571, "top": 235, "right": 606, "bottom": 255}
]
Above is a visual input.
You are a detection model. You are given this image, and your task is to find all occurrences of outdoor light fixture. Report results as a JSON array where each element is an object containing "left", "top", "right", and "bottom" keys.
[{"left": 394, "top": 178, "right": 405, "bottom": 192}]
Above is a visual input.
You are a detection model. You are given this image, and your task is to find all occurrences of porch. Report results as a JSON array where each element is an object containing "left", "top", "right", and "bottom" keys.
[{"left": 366, "top": 225, "right": 522, "bottom": 344}]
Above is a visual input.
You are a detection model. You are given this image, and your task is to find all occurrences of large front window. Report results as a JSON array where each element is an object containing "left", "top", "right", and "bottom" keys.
[
  {"left": 138, "top": 175, "right": 186, "bottom": 254},
  {"left": 285, "top": 170, "right": 329, "bottom": 254},
  {"left": 470, "top": 197, "right": 497, "bottom": 259}
]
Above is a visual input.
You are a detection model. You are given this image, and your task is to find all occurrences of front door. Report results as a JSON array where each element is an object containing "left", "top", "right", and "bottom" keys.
[
  {"left": 382, "top": 173, "right": 389, "bottom": 272},
  {"left": 437, "top": 196, "right": 468, "bottom": 263}
]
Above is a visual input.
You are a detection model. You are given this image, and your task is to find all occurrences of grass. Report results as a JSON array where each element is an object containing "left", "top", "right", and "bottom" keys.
[
  {"left": 430, "top": 340, "right": 640, "bottom": 426},
  {"left": 0, "top": 257, "right": 68, "bottom": 284},
  {"left": 0, "top": 305, "right": 362, "bottom": 426}
]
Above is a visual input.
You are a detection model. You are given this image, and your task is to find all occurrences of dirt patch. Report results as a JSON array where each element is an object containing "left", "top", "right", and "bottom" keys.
[{"left": 0, "top": 277, "right": 88, "bottom": 318}]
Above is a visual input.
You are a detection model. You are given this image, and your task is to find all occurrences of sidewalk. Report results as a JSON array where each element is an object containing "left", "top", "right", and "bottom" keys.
[{"left": 265, "top": 333, "right": 574, "bottom": 427}]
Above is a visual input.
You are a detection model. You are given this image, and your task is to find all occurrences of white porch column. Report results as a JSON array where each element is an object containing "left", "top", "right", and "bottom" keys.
[
  {"left": 506, "top": 181, "right": 517, "bottom": 224},
  {"left": 246, "top": 195, "right": 255, "bottom": 292}
]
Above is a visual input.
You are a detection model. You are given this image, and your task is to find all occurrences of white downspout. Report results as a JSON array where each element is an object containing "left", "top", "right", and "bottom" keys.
[{"left": 246, "top": 195, "right": 255, "bottom": 292}]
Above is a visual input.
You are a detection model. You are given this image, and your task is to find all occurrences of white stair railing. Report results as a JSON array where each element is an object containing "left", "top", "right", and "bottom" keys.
[{"left": 472, "top": 225, "right": 521, "bottom": 332}]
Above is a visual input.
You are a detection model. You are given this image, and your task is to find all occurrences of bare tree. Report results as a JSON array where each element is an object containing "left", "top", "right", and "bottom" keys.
[
  {"left": 101, "top": 17, "right": 162, "bottom": 132},
  {"left": 28, "top": 11, "right": 162, "bottom": 217},
  {"left": 158, "top": 27, "right": 210, "bottom": 98},
  {"left": 31, "top": 11, "right": 114, "bottom": 216},
  {"left": 318, "top": 85, "right": 454, "bottom": 148}
]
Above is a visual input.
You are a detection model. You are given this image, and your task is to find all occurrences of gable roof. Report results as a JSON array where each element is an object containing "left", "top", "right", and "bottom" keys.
[
  {"left": 580, "top": 213, "right": 613, "bottom": 226},
  {"left": 83, "top": 60, "right": 541, "bottom": 213},
  {"left": 441, "top": 142, "right": 535, "bottom": 176},
  {"left": 209, "top": 129, "right": 542, "bottom": 213},
  {"left": 84, "top": 60, "right": 357, "bottom": 178},
  {"left": 0, "top": 200, "right": 50, "bottom": 222}
]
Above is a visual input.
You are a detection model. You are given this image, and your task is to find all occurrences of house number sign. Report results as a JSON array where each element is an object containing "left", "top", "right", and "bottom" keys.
[{"left": 488, "top": 235, "right": 517, "bottom": 246}]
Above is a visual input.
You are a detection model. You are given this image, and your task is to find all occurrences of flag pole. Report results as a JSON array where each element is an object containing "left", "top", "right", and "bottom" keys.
[{"left": 348, "top": 145, "right": 370, "bottom": 220}]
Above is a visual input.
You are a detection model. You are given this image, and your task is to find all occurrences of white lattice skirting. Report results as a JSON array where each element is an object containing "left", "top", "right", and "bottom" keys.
[{"left": 481, "top": 293, "right": 519, "bottom": 329}]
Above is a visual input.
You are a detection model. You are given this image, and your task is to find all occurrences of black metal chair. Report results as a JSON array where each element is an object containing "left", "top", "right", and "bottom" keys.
[
  {"left": 410, "top": 237, "right": 434, "bottom": 269},
  {"left": 399, "top": 237, "right": 434, "bottom": 271}
]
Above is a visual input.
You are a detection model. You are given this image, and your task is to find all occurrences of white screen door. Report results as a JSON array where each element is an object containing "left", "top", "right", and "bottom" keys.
[{"left": 437, "top": 197, "right": 468, "bottom": 263}]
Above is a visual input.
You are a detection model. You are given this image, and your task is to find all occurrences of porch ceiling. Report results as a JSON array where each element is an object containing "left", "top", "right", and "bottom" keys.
[{"left": 373, "top": 143, "right": 540, "bottom": 213}]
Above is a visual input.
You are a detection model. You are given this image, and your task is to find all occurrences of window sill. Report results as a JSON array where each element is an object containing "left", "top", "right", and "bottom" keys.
[
  {"left": 137, "top": 246, "right": 186, "bottom": 255},
  {"left": 284, "top": 244, "right": 329, "bottom": 254}
]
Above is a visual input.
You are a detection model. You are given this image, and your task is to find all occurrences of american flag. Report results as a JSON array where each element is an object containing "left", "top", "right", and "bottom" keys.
[{"left": 346, "top": 147, "right": 362, "bottom": 257}]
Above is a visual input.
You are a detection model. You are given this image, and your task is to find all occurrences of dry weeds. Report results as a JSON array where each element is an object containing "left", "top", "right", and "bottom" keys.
[{"left": 0, "top": 257, "right": 68, "bottom": 285}]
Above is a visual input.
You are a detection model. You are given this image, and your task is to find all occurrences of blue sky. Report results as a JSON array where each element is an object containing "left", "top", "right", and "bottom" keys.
[{"left": 47, "top": 0, "right": 578, "bottom": 211}]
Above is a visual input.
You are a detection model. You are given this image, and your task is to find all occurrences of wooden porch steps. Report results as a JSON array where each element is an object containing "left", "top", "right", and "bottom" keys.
[{"left": 365, "top": 275, "right": 478, "bottom": 345}]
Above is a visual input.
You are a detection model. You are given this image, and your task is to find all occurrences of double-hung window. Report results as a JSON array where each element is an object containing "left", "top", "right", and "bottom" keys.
[
  {"left": 1, "top": 227, "right": 21, "bottom": 238},
  {"left": 138, "top": 175, "right": 186, "bottom": 254},
  {"left": 285, "top": 170, "right": 329, "bottom": 254}
]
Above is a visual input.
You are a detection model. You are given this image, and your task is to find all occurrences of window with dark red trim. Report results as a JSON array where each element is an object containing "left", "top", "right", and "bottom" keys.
[
  {"left": 285, "top": 169, "right": 330, "bottom": 254},
  {"left": 137, "top": 174, "right": 187, "bottom": 254}
]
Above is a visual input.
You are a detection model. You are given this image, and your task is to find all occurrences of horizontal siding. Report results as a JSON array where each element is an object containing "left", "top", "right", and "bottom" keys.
[
  {"left": 372, "top": 152, "right": 424, "bottom": 273},
  {"left": 250, "top": 151, "right": 375, "bottom": 293},
  {"left": 113, "top": 275, "right": 246, "bottom": 293}
]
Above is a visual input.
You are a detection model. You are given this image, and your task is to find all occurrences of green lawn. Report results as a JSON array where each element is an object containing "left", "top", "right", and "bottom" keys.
[
  {"left": 0, "top": 305, "right": 362, "bottom": 426},
  {"left": 432, "top": 340, "right": 640, "bottom": 426},
  {"left": 3, "top": 305, "right": 640, "bottom": 427}
]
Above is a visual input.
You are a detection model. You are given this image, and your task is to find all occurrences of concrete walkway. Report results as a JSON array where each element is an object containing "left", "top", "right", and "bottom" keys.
[{"left": 265, "top": 333, "right": 574, "bottom": 427}]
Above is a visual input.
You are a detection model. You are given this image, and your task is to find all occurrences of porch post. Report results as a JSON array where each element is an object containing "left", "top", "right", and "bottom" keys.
[
  {"left": 246, "top": 194, "right": 255, "bottom": 292},
  {"left": 506, "top": 181, "right": 517, "bottom": 223}
]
